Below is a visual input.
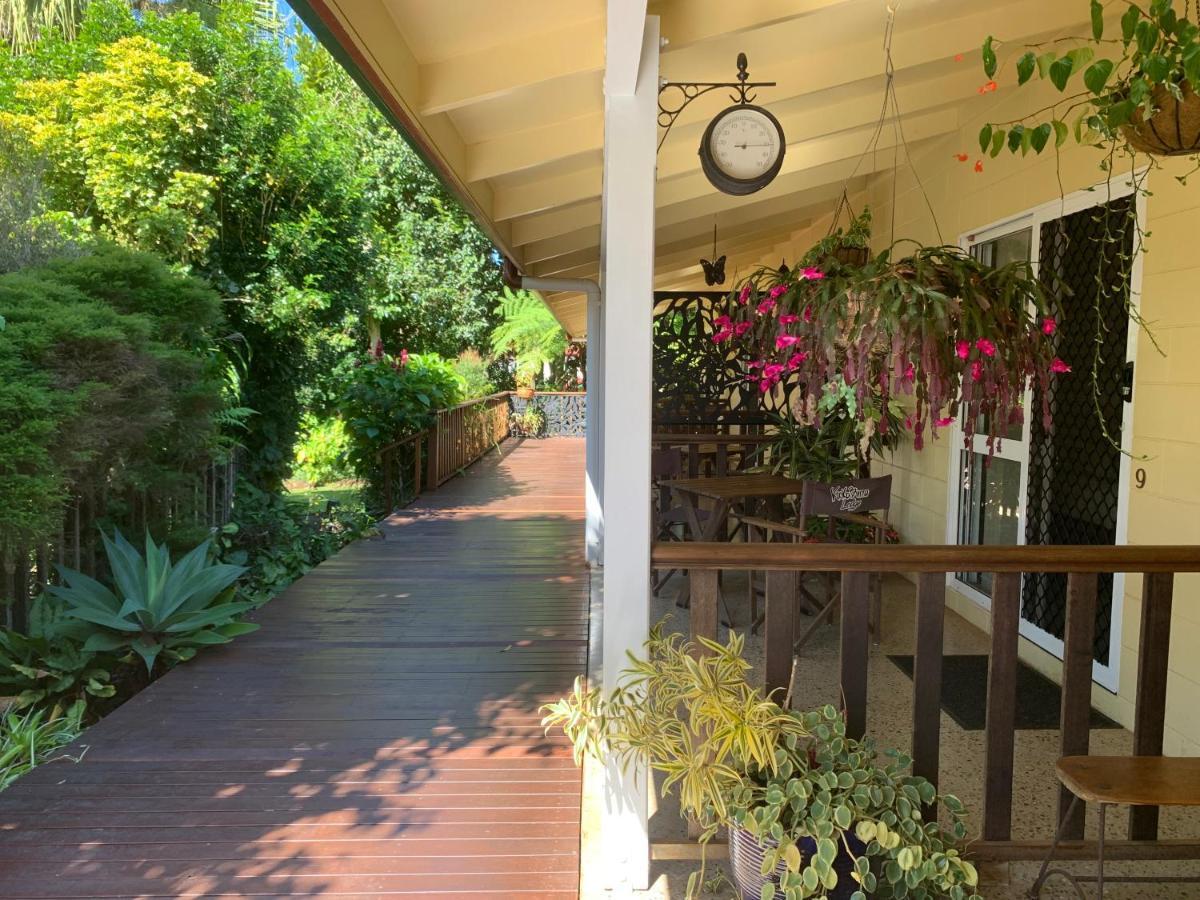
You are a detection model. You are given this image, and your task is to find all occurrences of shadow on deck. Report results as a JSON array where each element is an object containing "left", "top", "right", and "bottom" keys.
[{"left": 0, "top": 437, "right": 587, "bottom": 899}]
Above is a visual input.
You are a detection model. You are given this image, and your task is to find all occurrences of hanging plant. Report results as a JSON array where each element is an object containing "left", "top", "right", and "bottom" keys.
[
  {"left": 979, "top": 1, "right": 1200, "bottom": 162},
  {"left": 973, "top": 0, "right": 1182, "bottom": 450},
  {"left": 718, "top": 239, "right": 1064, "bottom": 455}
]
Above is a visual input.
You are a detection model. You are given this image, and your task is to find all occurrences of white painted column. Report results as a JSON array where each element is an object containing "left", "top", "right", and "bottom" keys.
[
  {"left": 585, "top": 292, "right": 605, "bottom": 566},
  {"left": 599, "top": 8, "right": 657, "bottom": 891}
]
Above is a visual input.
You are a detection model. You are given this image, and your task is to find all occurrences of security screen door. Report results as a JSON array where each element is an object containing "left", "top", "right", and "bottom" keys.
[{"left": 951, "top": 188, "right": 1138, "bottom": 691}]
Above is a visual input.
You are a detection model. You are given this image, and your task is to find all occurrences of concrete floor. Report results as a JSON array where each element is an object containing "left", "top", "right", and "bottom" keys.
[{"left": 585, "top": 572, "right": 1200, "bottom": 899}]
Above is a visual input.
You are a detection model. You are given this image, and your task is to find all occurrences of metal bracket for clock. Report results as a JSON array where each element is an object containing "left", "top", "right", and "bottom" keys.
[{"left": 657, "top": 52, "right": 775, "bottom": 151}]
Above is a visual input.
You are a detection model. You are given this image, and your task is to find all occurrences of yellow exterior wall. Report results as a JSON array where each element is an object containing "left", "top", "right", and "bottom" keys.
[{"left": 835, "top": 75, "right": 1200, "bottom": 755}]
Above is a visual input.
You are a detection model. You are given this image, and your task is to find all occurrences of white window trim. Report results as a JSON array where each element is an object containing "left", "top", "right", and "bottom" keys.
[{"left": 944, "top": 172, "right": 1147, "bottom": 694}]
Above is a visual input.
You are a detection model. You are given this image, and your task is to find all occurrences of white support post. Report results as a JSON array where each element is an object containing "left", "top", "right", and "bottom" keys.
[
  {"left": 599, "top": 9, "right": 658, "bottom": 891},
  {"left": 585, "top": 292, "right": 605, "bottom": 566}
]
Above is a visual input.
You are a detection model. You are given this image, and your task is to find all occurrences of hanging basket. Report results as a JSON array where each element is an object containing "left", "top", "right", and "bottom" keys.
[
  {"left": 1121, "top": 82, "right": 1200, "bottom": 156},
  {"left": 833, "top": 245, "right": 870, "bottom": 268}
]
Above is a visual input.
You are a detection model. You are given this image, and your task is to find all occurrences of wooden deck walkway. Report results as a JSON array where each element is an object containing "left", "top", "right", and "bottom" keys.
[{"left": 0, "top": 438, "right": 588, "bottom": 899}]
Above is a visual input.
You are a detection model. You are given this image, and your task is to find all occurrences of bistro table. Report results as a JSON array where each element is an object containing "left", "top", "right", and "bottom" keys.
[
  {"left": 660, "top": 472, "right": 808, "bottom": 698},
  {"left": 660, "top": 472, "right": 806, "bottom": 619}
]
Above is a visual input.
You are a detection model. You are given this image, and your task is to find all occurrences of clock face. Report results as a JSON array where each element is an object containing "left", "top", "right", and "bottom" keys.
[{"left": 699, "top": 104, "right": 786, "bottom": 195}]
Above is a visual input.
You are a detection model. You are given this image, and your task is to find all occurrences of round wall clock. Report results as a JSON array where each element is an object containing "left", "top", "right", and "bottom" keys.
[{"left": 699, "top": 104, "right": 786, "bottom": 196}]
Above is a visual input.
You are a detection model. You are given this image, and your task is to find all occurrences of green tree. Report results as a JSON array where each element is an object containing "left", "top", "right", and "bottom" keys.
[{"left": 489, "top": 287, "right": 567, "bottom": 383}]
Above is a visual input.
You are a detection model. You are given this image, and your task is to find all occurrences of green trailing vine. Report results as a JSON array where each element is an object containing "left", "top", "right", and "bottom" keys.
[{"left": 976, "top": 0, "right": 1200, "bottom": 452}]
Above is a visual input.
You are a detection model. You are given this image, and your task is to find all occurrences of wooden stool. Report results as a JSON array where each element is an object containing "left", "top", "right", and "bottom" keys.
[{"left": 1031, "top": 756, "right": 1200, "bottom": 898}]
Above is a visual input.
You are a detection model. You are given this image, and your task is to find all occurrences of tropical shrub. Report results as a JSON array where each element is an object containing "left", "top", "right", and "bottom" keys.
[
  {"left": 543, "top": 626, "right": 979, "bottom": 900},
  {"left": 0, "top": 700, "right": 84, "bottom": 792},
  {"left": 454, "top": 348, "right": 496, "bottom": 400},
  {"left": 292, "top": 414, "right": 352, "bottom": 486},
  {"left": 47, "top": 531, "right": 253, "bottom": 673},
  {"left": 217, "top": 481, "right": 376, "bottom": 604},
  {"left": 340, "top": 349, "right": 463, "bottom": 502},
  {"left": 0, "top": 245, "right": 227, "bottom": 549},
  {"left": 0, "top": 628, "right": 114, "bottom": 713}
]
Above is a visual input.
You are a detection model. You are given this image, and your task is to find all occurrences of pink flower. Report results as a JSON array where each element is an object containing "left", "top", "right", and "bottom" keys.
[
  {"left": 934, "top": 416, "right": 954, "bottom": 427},
  {"left": 800, "top": 267, "right": 825, "bottom": 281},
  {"left": 786, "top": 351, "right": 808, "bottom": 370},
  {"left": 775, "top": 334, "right": 801, "bottom": 350},
  {"left": 1051, "top": 358, "right": 1071, "bottom": 373},
  {"left": 400, "top": 348, "right": 409, "bottom": 366},
  {"left": 803, "top": 305, "right": 813, "bottom": 323},
  {"left": 757, "top": 298, "right": 777, "bottom": 315},
  {"left": 747, "top": 359, "right": 765, "bottom": 370},
  {"left": 738, "top": 285, "right": 751, "bottom": 305},
  {"left": 779, "top": 313, "right": 800, "bottom": 325},
  {"left": 1042, "top": 317, "right": 1057, "bottom": 335},
  {"left": 769, "top": 283, "right": 788, "bottom": 299},
  {"left": 955, "top": 340, "right": 970, "bottom": 360},
  {"left": 713, "top": 314, "right": 732, "bottom": 328},
  {"left": 904, "top": 415, "right": 914, "bottom": 430},
  {"left": 712, "top": 329, "right": 733, "bottom": 343},
  {"left": 734, "top": 321, "right": 752, "bottom": 337},
  {"left": 903, "top": 362, "right": 915, "bottom": 382},
  {"left": 975, "top": 338, "right": 996, "bottom": 357},
  {"left": 971, "top": 360, "right": 984, "bottom": 382},
  {"left": 763, "top": 363, "right": 784, "bottom": 378}
]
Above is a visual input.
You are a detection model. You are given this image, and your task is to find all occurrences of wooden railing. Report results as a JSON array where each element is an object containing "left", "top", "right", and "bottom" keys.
[
  {"left": 429, "top": 393, "right": 510, "bottom": 488},
  {"left": 651, "top": 541, "right": 1200, "bottom": 862},
  {"left": 377, "top": 431, "right": 428, "bottom": 514}
]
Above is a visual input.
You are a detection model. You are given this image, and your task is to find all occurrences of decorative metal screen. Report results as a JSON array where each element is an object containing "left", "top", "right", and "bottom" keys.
[
  {"left": 652, "top": 291, "right": 784, "bottom": 427},
  {"left": 1022, "top": 197, "right": 1133, "bottom": 665}
]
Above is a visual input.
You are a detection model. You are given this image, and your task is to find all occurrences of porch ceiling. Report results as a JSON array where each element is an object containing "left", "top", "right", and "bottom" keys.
[{"left": 292, "top": 0, "right": 1091, "bottom": 337}]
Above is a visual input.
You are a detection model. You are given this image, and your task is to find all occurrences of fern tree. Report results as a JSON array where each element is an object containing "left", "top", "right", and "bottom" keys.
[{"left": 488, "top": 288, "right": 566, "bottom": 379}]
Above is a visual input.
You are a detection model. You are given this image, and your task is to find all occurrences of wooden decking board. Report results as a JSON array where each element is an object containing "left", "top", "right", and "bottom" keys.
[{"left": 0, "top": 438, "right": 586, "bottom": 899}]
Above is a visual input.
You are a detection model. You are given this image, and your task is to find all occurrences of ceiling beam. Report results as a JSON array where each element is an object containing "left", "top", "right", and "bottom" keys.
[
  {"left": 420, "top": 0, "right": 859, "bottom": 118},
  {"left": 465, "top": 0, "right": 1087, "bottom": 185}
]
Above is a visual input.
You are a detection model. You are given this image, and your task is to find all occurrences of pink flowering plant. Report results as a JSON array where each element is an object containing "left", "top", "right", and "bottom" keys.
[{"left": 720, "top": 243, "right": 1066, "bottom": 454}]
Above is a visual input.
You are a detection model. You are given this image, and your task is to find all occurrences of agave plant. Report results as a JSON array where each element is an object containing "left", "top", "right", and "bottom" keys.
[{"left": 46, "top": 531, "right": 253, "bottom": 673}]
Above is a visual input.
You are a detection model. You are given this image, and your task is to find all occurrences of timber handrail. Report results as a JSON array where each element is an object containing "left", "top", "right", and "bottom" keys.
[
  {"left": 653, "top": 542, "right": 1200, "bottom": 573},
  {"left": 655, "top": 538, "right": 1198, "bottom": 861}
]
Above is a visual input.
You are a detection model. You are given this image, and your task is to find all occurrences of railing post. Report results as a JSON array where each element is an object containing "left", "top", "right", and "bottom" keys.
[
  {"left": 983, "top": 571, "right": 1021, "bottom": 841},
  {"left": 381, "top": 449, "right": 393, "bottom": 513},
  {"left": 1058, "top": 571, "right": 1098, "bottom": 838},
  {"left": 1130, "top": 571, "right": 1174, "bottom": 840},
  {"left": 764, "top": 569, "right": 797, "bottom": 704},
  {"left": 426, "top": 415, "right": 440, "bottom": 489},
  {"left": 911, "top": 573, "right": 946, "bottom": 795},
  {"left": 840, "top": 570, "right": 871, "bottom": 741}
]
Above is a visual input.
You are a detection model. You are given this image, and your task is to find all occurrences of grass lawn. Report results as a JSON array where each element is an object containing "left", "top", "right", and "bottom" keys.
[{"left": 285, "top": 479, "right": 365, "bottom": 510}]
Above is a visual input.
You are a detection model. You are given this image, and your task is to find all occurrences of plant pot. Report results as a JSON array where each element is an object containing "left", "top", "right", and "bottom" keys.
[
  {"left": 516, "top": 386, "right": 535, "bottom": 400},
  {"left": 1121, "top": 81, "right": 1200, "bottom": 156},
  {"left": 833, "top": 245, "right": 870, "bottom": 268},
  {"left": 728, "top": 825, "right": 866, "bottom": 900}
]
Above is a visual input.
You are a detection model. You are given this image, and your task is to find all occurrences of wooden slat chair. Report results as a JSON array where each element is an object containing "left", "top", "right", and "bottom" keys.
[
  {"left": 739, "top": 475, "right": 892, "bottom": 650},
  {"left": 1031, "top": 756, "right": 1200, "bottom": 898}
]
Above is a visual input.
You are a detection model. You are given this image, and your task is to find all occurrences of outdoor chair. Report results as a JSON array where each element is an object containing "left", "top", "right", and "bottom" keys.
[
  {"left": 738, "top": 474, "right": 892, "bottom": 651},
  {"left": 651, "top": 447, "right": 705, "bottom": 595},
  {"left": 1031, "top": 755, "right": 1200, "bottom": 898}
]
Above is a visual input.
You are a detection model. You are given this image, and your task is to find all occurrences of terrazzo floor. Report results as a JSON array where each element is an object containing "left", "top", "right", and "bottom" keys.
[{"left": 587, "top": 572, "right": 1200, "bottom": 899}]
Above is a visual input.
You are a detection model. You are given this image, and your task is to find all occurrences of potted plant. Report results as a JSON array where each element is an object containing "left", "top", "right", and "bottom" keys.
[
  {"left": 718, "top": 240, "right": 1061, "bottom": 457},
  {"left": 515, "top": 366, "right": 537, "bottom": 400},
  {"left": 543, "top": 626, "right": 980, "bottom": 900},
  {"left": 509, "top": 404, "right": 545, "bottom": 438},
  {"left": 979, "top": 1, "right": 1200, "bottom": 160}
]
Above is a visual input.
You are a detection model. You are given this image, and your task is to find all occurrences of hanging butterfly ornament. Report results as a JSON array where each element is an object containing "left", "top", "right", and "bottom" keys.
[{"left": 700, "top": 223, "right": 726, "bottom": 286}]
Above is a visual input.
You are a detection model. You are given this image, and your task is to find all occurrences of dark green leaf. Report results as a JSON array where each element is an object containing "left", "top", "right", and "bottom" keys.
[
  {"left": 1084, "top": 59, "right": 1115, "bottom": 94},
  {"left": 1049, "top": 56, "right": 1074, "bottom": 91},
  {"left": 1016, "top": 51, "right": 1035, "bottom": 85},
  {"left": 1008, "top": 124, "right": 1025, "bottom": 152},
  {"left": 1122, "top": 4, "right": 1140, "bottom": 45},
  {"left": 1030, "top": 122, "right": 1052, "bottom": 153},
  {"left": 978, "top": 123, "right": 993, "bottom": 153},
  {"left": 1091, "top": 0, "right": 1104, "bottom": 40},
  {"left": 982, "top": 35, "right": 997, "bottom": 78}
]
